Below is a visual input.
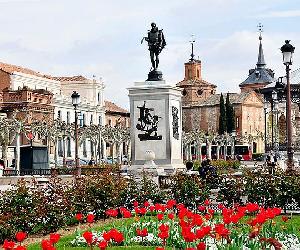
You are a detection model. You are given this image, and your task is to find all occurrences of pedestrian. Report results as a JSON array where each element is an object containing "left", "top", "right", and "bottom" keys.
[{"left": 0, "top": 159, "right": 4, "bottom": 169}]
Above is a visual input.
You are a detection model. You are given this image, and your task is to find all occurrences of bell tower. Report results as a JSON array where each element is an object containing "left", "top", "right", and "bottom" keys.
[{"left": 176, "top": 36, "right": 216, "bottom": 106}]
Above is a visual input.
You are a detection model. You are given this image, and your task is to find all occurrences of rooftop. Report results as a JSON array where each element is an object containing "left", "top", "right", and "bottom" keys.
[
  {"left": 105, "top": 100, "right": 128, "bottom": 114},
  {"left": 0, "top": 62, "right": 50, "bottom": 79}
]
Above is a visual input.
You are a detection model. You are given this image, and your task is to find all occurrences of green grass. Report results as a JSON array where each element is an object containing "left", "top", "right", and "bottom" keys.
[{"left": 27, "top": 215, "right": 300, "bottom": 250}]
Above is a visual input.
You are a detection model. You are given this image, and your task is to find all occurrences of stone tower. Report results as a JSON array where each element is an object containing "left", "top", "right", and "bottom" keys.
[
  {"left": 239, "top": 32, "right": 275, "bottom": 92},
  {"left": 176, "top": 53, "right": 216, "bottom": 106}
]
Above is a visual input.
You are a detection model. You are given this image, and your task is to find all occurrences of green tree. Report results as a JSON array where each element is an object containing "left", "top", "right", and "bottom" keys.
[
  {"left": 219, "top": 93, "right": 226, "bottom": 135},
  {"left": 225, "top": 93, "right": 235, "bottom": 133}
]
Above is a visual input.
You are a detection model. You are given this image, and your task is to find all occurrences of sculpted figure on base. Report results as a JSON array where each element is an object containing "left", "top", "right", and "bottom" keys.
[{"left": 142, "top": 23, "right": 166, "bottom": 80}]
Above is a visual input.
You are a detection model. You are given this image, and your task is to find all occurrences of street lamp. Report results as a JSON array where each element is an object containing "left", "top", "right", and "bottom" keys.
[
  {"left": 280, "top": 40, "right": 295, "bottom": 170},
  {"left": 71, "top": 91, "right": 80, "bottom": 176}
]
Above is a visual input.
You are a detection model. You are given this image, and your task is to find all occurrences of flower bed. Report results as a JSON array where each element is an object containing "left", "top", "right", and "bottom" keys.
[{"left": 67, "top": 200, "right": 300, "bottom": 250}]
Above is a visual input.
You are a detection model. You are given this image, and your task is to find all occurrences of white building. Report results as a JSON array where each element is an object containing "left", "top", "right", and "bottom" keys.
[{"left": 0, "top": 62, "right": 106, "bottom": 166}]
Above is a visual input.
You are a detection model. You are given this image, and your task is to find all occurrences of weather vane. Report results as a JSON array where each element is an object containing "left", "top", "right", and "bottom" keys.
[
  {"left": 189, "top": 34, "right": 195, "bottom": 61},
  {"left": 257, "top": 23, "right": 263, "bottom": 40}
]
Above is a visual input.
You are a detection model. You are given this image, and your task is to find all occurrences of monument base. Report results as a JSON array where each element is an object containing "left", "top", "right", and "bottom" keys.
[{"left": 147, "top": 70, "right": 163, "bottom": 81}]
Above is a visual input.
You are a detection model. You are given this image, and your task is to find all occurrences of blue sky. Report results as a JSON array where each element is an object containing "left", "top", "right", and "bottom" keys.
[{"left": 0, "top": 0, "right": 299, "bottom": 108}]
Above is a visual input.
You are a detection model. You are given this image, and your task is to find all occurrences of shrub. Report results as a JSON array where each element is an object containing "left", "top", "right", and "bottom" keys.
[
  {"left": 120, "top": 172, "right": 167, "bottom": 209},
  {"left": 170, "top": 173, "right": 209, "bottom": 209}
]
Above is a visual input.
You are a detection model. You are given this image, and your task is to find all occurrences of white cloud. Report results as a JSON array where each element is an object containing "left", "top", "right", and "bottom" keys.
[{"left": 260, "top": 10, "right": 300, "bottom": 18}]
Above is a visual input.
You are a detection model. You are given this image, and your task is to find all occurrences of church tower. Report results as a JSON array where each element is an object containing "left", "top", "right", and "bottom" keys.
[
  {"left": 176, "top": 38, "right": 217, "bottom": 106},
  {"left": 239, "top": 24, "right": 275, "bottom": 92}
]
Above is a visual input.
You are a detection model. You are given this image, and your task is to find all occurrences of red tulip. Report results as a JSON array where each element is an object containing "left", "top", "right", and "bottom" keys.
[
  {"left": 166, "top": 199, "right": 176, "bottom": 209},
  {"left": 186, "top": 248, "right": 196, "bottom": 250},
  {"left": 87, "top": 214, "right": 95, "bottom": 223},
  {"left": 214, "top": 223, "right": 230, "bottom": 238},
  {"left": 133, "top": 201, "right": 139, "bottom": 207},
  {"left": 83, "top": 231, "right": 94, "bottom": 245},
  {"left": 282, "top": 215, "right": 289, "bottom": 222},
  {"left": 158, "top": 223, "right": 169, "bottom": 232},
  {"left": 3, "top": 240, "right": 15, "bottom": 250},
  {"left": 197, "top": 242, "right": 206, "bottom": 250},
  {"left": 136, "top": 228, "right": 148, "bottom": 237},
  {"left": 198, "top": 205, "right": 206, "bottom": 212},
  {"left": 41, "top": 239, "right": 54, "bottom": 250},
  {"left": 16, "top": 231, "right": 27, "bottom": 242},
  {"left": 49, "top": 233, "right": 60, "bottom": 244},
  {"left": 98, "top": 240, "right": 108, "bottom": 250},
  {"left": 144, "top": 201, "right": 150, "bottom": 207},
  {"left": 75, "top": 213, "right": 83, "bottom": 221},
  {"left": 112, "top": 231, "right": 124, "bottom": 243},
  {"left": 139, "top": 207, "right": 147, "bottom": 215},
  {"left": 15, "top": 246, "right": 27, "bottom": 250},
  {"left": 157, "top": 213, "right": 164, "bottom": 221},
  {"left": 122, "top": 209, "right": 132, "bottom": 218},
  {"left": 168, "top": 213, "right": 174, "bottom": 220},
  {"left": 156, "top": 248, "right": 165, "bottom": 250},
  {"left": 106, "top": 209, "right": 118, "bottom": 217},
  {"left": 204, "top": 199, "right": 210, "bottom": 206},
  {"left": 208, "top": 209, "right": 215, "bottom": 215},
  {"left": 102, "top": 232, "right": 111, "bottom": 241},
  {"left": 158, "top": 230, "right": 169, "bottom": 240},
  {"left": 149, "top": 205, "right": 155, "bottom": 212}
]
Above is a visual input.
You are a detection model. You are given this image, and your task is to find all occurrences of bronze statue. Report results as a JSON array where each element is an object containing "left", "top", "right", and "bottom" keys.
[{"left": 141, "top": 23, "right": 166, "bottom": 81}]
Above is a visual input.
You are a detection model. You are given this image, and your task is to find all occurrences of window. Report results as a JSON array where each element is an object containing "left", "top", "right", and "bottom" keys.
[
  {"left": 182, "top": 89, "right": 187, "bottom": 96},
  {"left": 67, "top": 138, "right": 71, "bottom": 157},
  {"left": 57, "top": 110, "right": 61, "bottom": 120},
  {"left": 90, "top": 114, "right": 93, "bottom": 125},
  {"left": 91, "top": 141, "right": 94, "bottom": 157},
  {"left": 58, "top": 139, "right": 63, "bottom": 157},
  {"left": 83, "top": 140, "right": 87, "bottom": 157},
  {"left": 236, "top": 117, "right": 239, "bottom": 128},
  {"left": 67, "top": 112, "right": 70, "bottom": 124},
  {"left": 99, "top": 116, "right": 102, "bottom": 126},
  {"left": 108, "top": 119, "right": 112, "bottom": 126},
  {"left": 188, "top": 69, "right": 192, "bottom": 78},
  {"left": 98, "top": 92, "right": 101, "bottom": 103},
  {"left": 80, "top": 113, "right": 86, "bottom": 127},
  {"left": 197, "top": 69, "right": 200, "bottom": 78}
]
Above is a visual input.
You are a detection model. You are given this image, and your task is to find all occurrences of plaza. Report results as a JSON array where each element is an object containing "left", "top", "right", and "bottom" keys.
[{"left": 0, "top": 1, "right": 300, "bottom": 249}]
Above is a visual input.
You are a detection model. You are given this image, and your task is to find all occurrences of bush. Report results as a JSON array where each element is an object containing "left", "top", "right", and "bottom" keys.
[
  {"left": 170, "top": 173, "right": 209, "bottom": 209},
  {"left": 211, "top": 159, "right": 241, "bottom": 170},
  {"left": 120, "top": 173, "right": 167, "bottom": 208}
]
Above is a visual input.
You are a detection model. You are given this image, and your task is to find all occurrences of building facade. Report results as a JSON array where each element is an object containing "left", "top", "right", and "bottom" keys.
[
  {"left": 177, "top": 35, "right": 272, "bottom": 154},
  {"left": 104, "top": 100, "right": 130, "bottom": 161},
  {"left": 0, "top": 62, "right": 106, "bottom": 167}
]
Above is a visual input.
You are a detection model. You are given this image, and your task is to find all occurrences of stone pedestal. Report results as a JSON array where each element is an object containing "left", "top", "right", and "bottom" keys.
[{"left": 128, "top": 80, "right": 184, "bottom": 174}]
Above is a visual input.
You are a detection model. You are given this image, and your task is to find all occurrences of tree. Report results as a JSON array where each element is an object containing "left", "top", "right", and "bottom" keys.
[
  {"left": 219, "top": 93, "right": 227, "bottom": 135},
  {"left": 225, "top": 93, "right": 235, "bottom": 133}
]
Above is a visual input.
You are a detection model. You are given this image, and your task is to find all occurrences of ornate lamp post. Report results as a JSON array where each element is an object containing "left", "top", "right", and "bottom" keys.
[
  {"left": 71, "top": 91, "right": 81, "bottom": 176},
  {"left": 281, "top": 40, "right": 295, "bottom": 170}
]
